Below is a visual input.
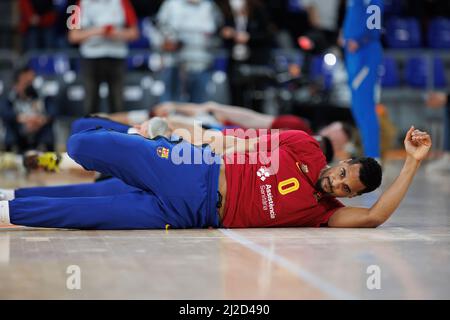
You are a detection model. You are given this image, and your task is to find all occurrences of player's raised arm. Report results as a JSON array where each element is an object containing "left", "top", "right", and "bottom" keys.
[
  {"left": 204, "top": 102, "right": 274, "bottom": 129},
  {"left": 328, "top": 127, "right": 432, "bottom": 228},
  {"left": 153, "top": 102, "right": 210, "bottom": 117}
]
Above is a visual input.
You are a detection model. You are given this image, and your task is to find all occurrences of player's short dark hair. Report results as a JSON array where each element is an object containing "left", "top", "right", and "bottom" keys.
[{"left": 349, "top": 157, "right": 382, "bottom": 194}]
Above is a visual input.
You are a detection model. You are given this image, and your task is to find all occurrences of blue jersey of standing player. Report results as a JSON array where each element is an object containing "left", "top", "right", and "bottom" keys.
[
  {"left": 343, "top": 0, "right": 383, "bottom": 46},
  {"left": 342, "top": 0, "right": 384, "bottom": 159}
]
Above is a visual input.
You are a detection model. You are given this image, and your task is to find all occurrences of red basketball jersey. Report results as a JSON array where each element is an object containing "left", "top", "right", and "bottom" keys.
[{"left": 222, "top": 130, "right": 344, "bottom": 227}]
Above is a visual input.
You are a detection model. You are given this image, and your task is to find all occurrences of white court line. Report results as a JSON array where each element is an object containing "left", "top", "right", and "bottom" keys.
[{"left": 219, "top": 229, "right": 357, "bottom": 300}]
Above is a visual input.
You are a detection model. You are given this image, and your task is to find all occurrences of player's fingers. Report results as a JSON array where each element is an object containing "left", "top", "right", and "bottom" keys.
[
  {"left": 417, "top": 132, "right": 428, "bottom": 137},
  {"left": 412, "top": 135, "right": 427, "bottom": 142},
  {"left": 405, "top": 126, "right": 414, "bottom": 142},
  {"left": 415, "top": 134, "right": 432, "bottom": 145},
  {"left": 412, "top": 130, "right": 428, "bottom": 137},
  {"left": 415, "top": 133, "right": 429, "bottom": 139}
]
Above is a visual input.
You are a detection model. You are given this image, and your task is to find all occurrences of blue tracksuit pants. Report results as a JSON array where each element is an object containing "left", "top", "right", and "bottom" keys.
[
  {"left": 8, "top": 126, "right": 222, "bottom": 230},
  {"left": 345, "top": 42, "right": 382, "bottom": 158}
]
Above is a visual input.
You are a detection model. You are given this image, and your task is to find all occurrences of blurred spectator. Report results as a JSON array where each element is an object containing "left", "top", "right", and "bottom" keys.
[
  {"left": 19, "top": 0, "right": 58, "bottom": 51},
  {"left": 68, "top": 0, "right": 139, "bottom": 114},
  {"left": 301, "top": 0, "right": 340, "bottom": 52},
  {"left": 216, "top": 0, "right": 273, "bottom": 108},
  {"left": 341, "top": 0, "right": 383, "bottom": 159},
  {"left": 155, "top": 0, "right": 223, "bottom": 103},
  {"left": 0, "top": 67, "right": 56, "bottom": 152},
  {"left": 426, "top": 92, "right": 450, "bottom": 174},
  {"left": 265, "top": 0, "right": 310, "bottom": 47}
]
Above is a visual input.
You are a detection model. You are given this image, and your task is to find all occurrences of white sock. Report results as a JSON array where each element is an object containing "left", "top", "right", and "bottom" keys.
[
  {"left": 59, "top": 153, "right": 82, "bottom": 170},
  {"left": 127, "top": 127, "right": 139, "bottom": 134},
  {"left": 0, "top": 189, "right": 15, "bottom": 201},
  {"left": 0, "top": 201, "right": 10, "bottom": 225}
]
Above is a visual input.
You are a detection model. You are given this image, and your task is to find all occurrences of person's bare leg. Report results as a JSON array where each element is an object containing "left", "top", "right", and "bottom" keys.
[
  {"left": 100, "top": 110, "right": 149, "bottom": 126},
  {"left": 153, "top": 101, "right": 275, "bottom": 129}
]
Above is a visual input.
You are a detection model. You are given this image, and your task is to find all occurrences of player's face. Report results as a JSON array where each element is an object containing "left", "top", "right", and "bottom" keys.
[{"left": 316, "top": 161, "right": 366, "bottom": 198}]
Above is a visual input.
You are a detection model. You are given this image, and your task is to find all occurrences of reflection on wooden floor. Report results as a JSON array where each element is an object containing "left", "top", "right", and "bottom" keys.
[{"left": 0, "top": 161, "right": 449, "bottom": 299}]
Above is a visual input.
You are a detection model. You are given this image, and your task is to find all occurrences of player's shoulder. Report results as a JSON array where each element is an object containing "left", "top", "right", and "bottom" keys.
[
  {"left": 279, "top": 130, "right": 315, "bottom": 140},
  {"left": 279, "top": 130, "right": 321, "bottom": 151}
]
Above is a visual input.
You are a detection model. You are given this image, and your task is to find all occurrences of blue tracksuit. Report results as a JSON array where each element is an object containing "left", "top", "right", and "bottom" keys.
[
  {"left": 343, "top": 0, "right": 383, "bottom": 158},
  {"left": 71, "top": 116, "right": 131, "bottom": 134},
  {"left": 9, "top": 119, "right": 222, "bottom": 230},
  {"left": 15, "top": 177, "right": 139, "bottom": 198}
]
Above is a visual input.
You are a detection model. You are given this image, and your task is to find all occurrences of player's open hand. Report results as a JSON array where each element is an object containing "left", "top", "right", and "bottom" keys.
[
  {"left": 133, "top": 120, "right": 149, "bottom": 137},
  {"left": 404, "top": 126, "right": 432, "bottom": 161}
]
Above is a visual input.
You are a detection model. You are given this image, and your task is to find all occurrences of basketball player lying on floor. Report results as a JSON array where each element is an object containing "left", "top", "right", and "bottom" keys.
[
  {"left": 17, "top": 114, "right": 335, "bottom": 173},
  {"left": 0, "top": 116, "right": 431, "bottom": 229},
  {"left": 110, "top": 101, "right": 353, "bottom": 155}
]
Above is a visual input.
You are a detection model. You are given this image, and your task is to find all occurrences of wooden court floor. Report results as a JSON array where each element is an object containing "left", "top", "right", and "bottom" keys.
[{"left": 0, "top": 161, "right": 449, "bottom": 299}]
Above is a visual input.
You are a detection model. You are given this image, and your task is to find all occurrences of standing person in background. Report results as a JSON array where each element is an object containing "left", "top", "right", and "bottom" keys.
[
  {"left": 426, "top": 91, "right": 450, "bottom": 175},
  {"left": 156, "top": 0, "right": 223, "bottom": 103},
  {"left": 19, "top": 0, "right": 58, "bottom": 50},
  {"left": 265, "top": 0, "right": 310, "bottom": 48},
  {"left": 216, "top": 0, "right": 272, "bottom": 109},
  {"left": 301, "top": 0, "right": 341, "bottom": 50},
  {"left": 68, "top": 0, "right": 139, "bottom": 114},
  {"left": 340, "top": 0, "right": 383, "bottom": 159},
  {"left": 297, "top": 0, "right": 342, "bottom": 80}
]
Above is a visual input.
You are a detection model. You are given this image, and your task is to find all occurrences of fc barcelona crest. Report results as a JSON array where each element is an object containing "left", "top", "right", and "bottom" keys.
[{"left": 157, "top": 146, "right": 169, "bottom": 159}]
